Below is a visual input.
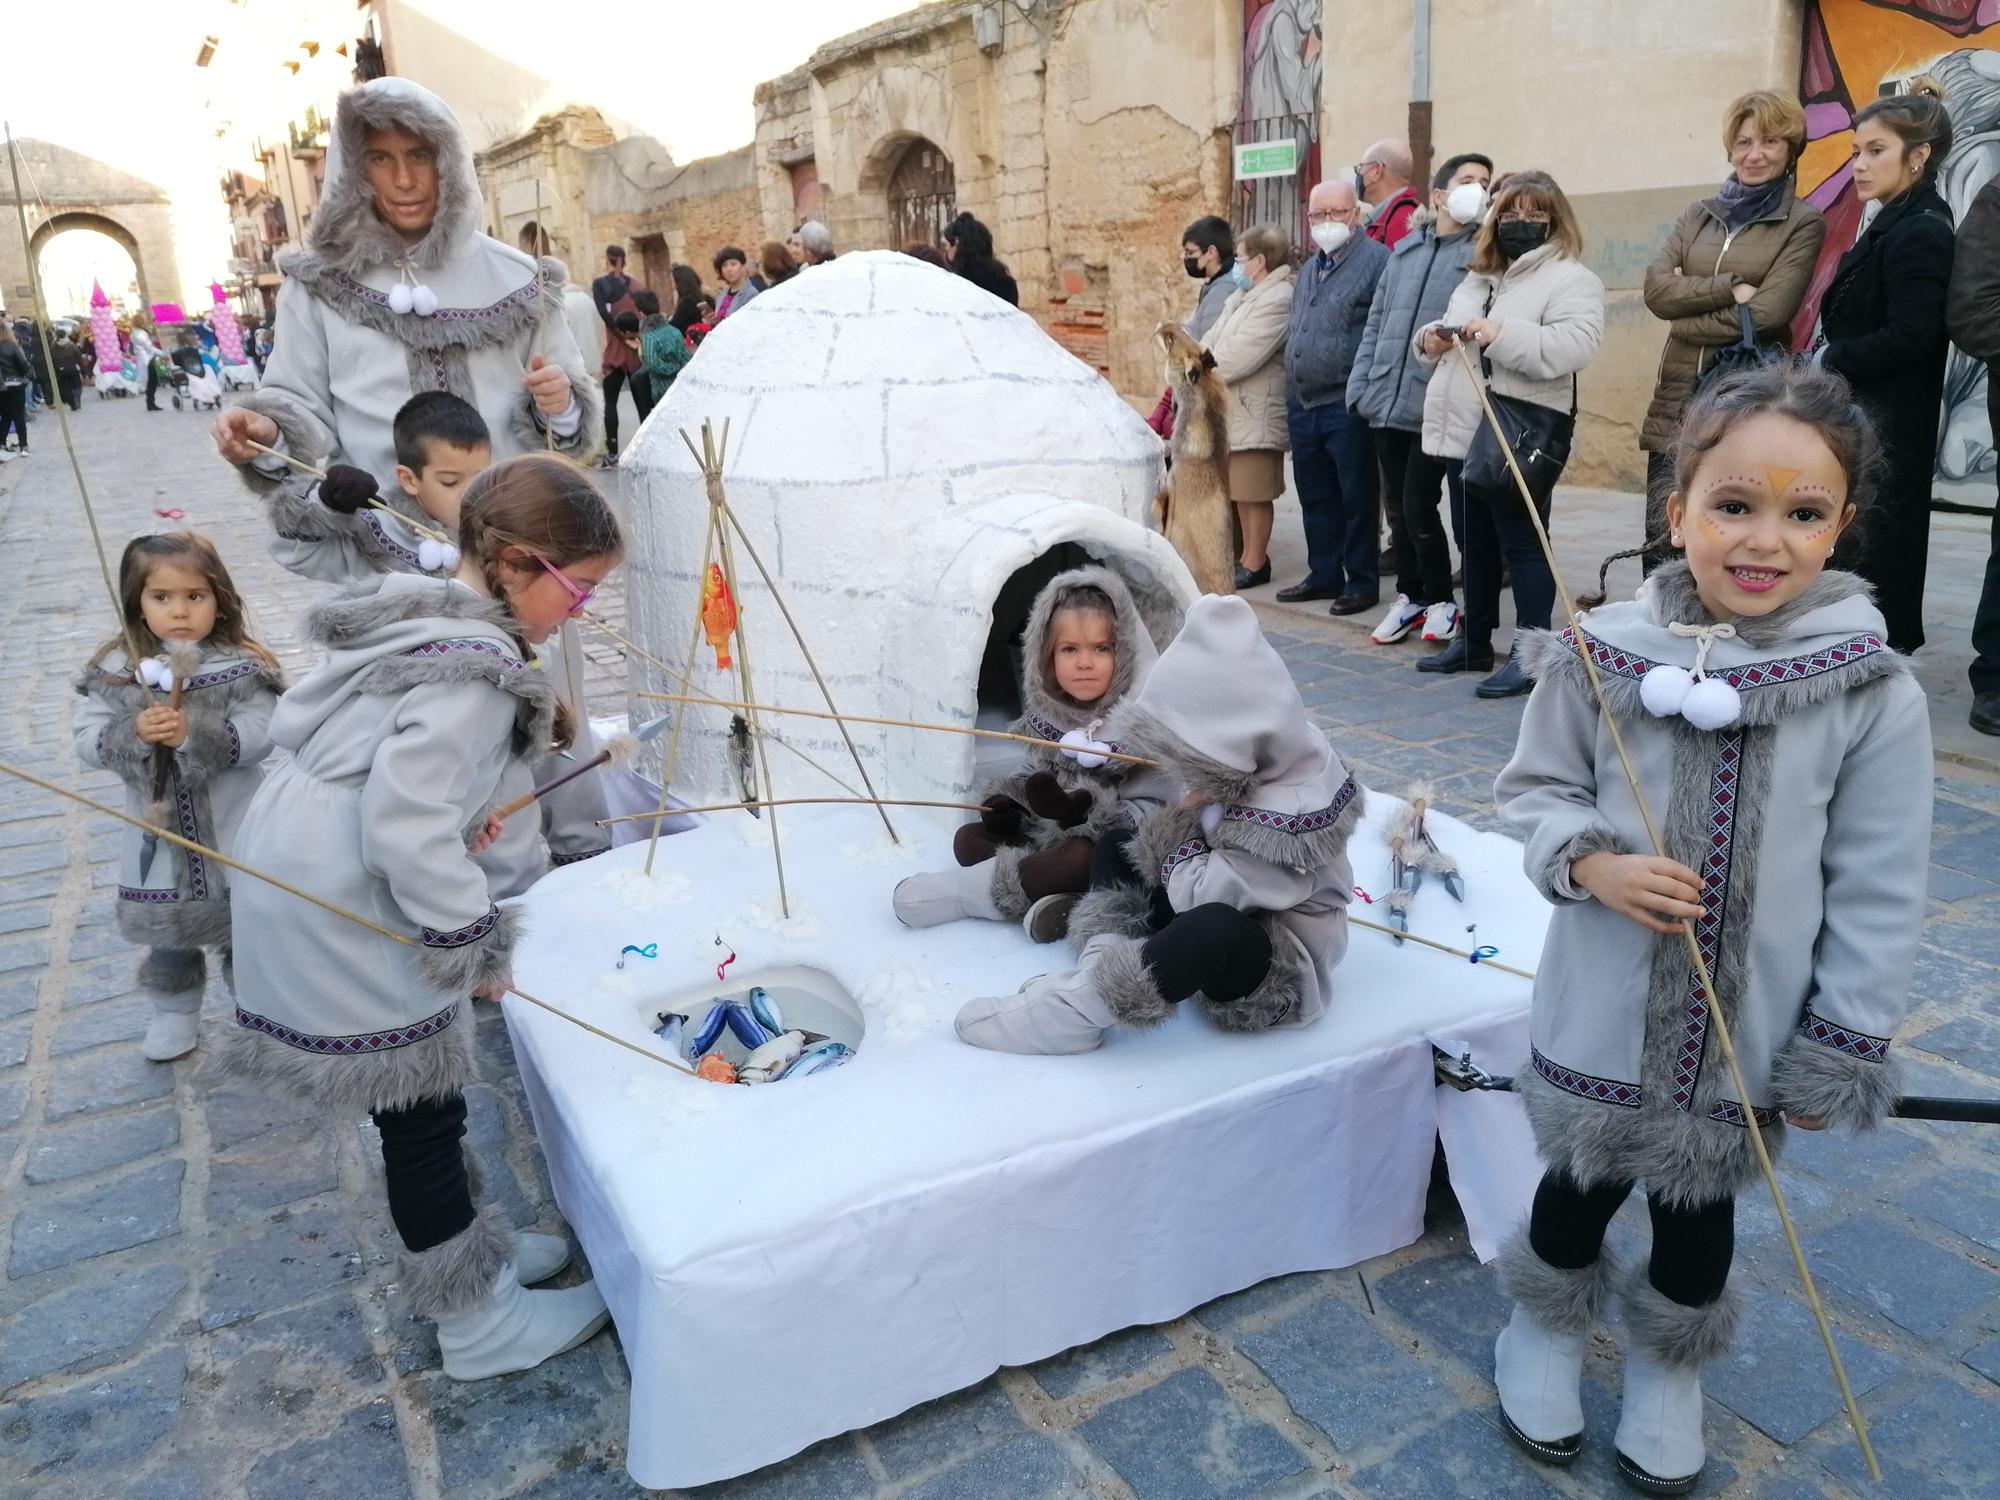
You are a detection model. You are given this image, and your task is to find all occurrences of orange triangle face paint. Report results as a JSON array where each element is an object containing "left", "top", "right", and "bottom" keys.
[{"left": 1766, "top": 467, "right": 1801, "bottom": 493}]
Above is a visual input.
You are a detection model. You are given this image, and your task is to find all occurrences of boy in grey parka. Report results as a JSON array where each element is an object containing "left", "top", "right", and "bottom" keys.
[{"left": 956, "top": 596, "right": 1359, "bottom": 1054}]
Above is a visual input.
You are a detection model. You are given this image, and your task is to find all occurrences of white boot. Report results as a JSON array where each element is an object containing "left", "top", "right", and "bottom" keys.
[
  {"left": 955, "top": 934, "right": 1166, "bottom": 1055},
  {"left": 141, "top": 991, "right": 201, "bottom": 1062},
  {"left": 893, "top": 861, "right": 1004, "bottom": 928},
  {"left": 1494, "top": 1304, "right": 1586, "bottom": 1463},
  {"left": 514, "top": 1231, "right": 571, "bottom": 1285},
  {"left": 435, "top": 1264, "right": 610, "bottom": 1381},
  {"left": 1614, "top": 1349, "right": 1705, "bottom": 1494}
]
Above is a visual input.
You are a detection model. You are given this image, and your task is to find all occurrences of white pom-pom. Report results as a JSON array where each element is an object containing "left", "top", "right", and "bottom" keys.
[
  {"left": 1057, "top": 727, "right": 1111, "bottom": 768},
  {"left": 411, "top": 284, "right": 439, "bottom": 317},
  {"left": 1639, "top": 663, "right": 1692, "bottom": 718},
  {"left": 1680, "top": 676, "right": 1743, "bottom": 730},
  {"left": 417, "top": 539, "right": 446, "bottom": 572},
  {"left": 1198, "top": 802, "right": 1224, "bottom": 835},
  {"left": 387, "top": 282, "right": 414, "bottom": 314},
  {"left": 437, "top": 542, "right": 461, "bottom": 572},
  {"left": 136, "top": 657, "right": 169, "bottom": 689}
]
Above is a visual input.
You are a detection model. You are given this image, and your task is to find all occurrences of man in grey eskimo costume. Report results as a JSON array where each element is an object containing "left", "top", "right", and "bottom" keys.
[
  {"left": 218, "top": 573, "right": 615, "bottom": 1379},
  {"left": 956, "top": 596, "right": 1359, "bottom": 1053},
  {"left": 1490, "top": 560, "right": 1929, "bottom": 1492},
  {"left": 211, "top": 77, "right": 610, "bottom": 892}
]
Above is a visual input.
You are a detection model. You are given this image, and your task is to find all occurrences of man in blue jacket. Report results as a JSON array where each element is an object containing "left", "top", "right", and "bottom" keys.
[{"left": 1279, "top": 180, "right": 1391, "bottom": 615}]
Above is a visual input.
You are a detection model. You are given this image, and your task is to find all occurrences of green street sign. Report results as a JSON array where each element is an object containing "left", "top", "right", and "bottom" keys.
[{"left": 1235, "top": 140, "right": 1299, "bottom": 180}]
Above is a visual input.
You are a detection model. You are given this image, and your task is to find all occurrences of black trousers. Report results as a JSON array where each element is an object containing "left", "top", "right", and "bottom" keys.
[
  {"left": 602, "top": 367, "right": 654, "bottom": 452},
  {"left": 1089, "top": 828, "right": 1273, "bottom": 1004},
  {"left": 57, "top": 371, "right": 81, "bottom": 410},
  {"left": 372, "top": 1092, "right": 476, "bottom": 1253},
  {"left": 1972, "top": 385, "right": 2000, "bottom": 695},
  {"left": 144, "top": 360, "right": 162, "bottom": 409},
  {"left": 1375, "top": 426, "right": 1463, "bottom": 606},
  {"left": 0, "top": 386, "right": 26, "bottom": 451},
  {"left": 1528, "top": 1169, "right": 1734, "bottom": 1308},
  {"left": 1462, "top": 475, "right": 1556, "bottom": 645}
]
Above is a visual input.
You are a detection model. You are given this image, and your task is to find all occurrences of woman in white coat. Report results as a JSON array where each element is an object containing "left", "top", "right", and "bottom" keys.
[
  {"left": 1413, "top": 172, "right": 1605, "bottom": 697},
  {"left": 1202, "top": 223, "right": 1297, "bottom": 590}
]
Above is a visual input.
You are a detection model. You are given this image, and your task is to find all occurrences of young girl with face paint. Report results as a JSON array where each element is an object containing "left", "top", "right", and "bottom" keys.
[{"left": 1489, "top": 363, "right": 1930, "bottom": 1493}]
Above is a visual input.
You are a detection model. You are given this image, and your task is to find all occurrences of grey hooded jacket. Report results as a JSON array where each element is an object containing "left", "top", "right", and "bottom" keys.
[
  {"left": 1497, "top": 565, "right": 1929, "bottom": 1208},
  {"left": 218, "top": 575, "right": 559, "bottom": 1115},
  {"left": 1348, "top": 212, "right": 1478, "bottom": 433},
  {"left": 1082, "top": 596, "right": 1360, "bottom": 1032}
]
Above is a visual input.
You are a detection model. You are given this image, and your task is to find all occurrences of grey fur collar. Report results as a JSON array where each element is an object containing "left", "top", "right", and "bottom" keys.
[
  {"left": 1113, "top": 705, "right": 1254, "bottom": 806},
  {"left": 1641, "top": 561, "right": 1876, "bottom": 647},
  {"left": 277, "top": 253, "right": 565, "bottom": 354},
  {"left": 306, "top": 79, "right": 486, "bottom": 277},
  {"left": 307, "top": 578, "right": 509, "bottom": 644}
]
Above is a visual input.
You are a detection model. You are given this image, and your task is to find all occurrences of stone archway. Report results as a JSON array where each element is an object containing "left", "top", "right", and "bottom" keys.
[
  {"left": 828, "top": 64, "right": 963, "bottom": 252},
  {"left": 29, "top": 211, "right": 152, "bottom": 316},
  {"left": 0, "top": 139, "right": 178, "bottom": 320},
  {"left": 885, "top": 138, "right": 956, "bottom": 251}
]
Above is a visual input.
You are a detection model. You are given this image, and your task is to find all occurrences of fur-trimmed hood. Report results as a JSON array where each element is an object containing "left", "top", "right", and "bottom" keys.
[
  {"left": 279, "top": 573, "right": 558, "bottom": 755},
  {"left": 1018, "top": 565, "right": 1160, "bottom": 737},
  {"left": 1522, "top": 562, "right": 1906, "bottom": 729},
  {"left": 1111, "top": 596, "right": 1357, "bottom": 869},
  {"left": 300, "top": 78, "right": 485, "bottom": 278}
]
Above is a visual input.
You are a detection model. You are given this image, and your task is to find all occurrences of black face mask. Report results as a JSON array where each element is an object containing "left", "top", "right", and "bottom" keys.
[
  {"left": 1182, "top": 255, "right": 1206, "bottom": 278},
  {"left": 1495, "top": 221, "right": 1550, "bottom": 260}
]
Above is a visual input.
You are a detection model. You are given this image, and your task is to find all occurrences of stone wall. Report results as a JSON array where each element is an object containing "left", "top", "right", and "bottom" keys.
[{"left": 0, "top": 141, "right": 182, "bottom": 321}]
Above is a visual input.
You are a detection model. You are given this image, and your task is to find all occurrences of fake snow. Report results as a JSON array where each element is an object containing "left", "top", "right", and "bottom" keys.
[
  {"left": 624, "top": 1069, "right": 728, "bottom": 1131},
  {"left": 604, "top": 867, "right": 693, "bottom": 911},
  {"left": 856, "top": 964, "right": 937, "bottom": 1046},
  {"left": 736, "top": 895, "right": 821, "bottom": 941}
]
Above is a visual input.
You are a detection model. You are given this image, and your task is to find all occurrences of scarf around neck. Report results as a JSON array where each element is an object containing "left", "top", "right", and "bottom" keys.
[{"left": 1714, "top": 173, "right": 1789, "bottom": 231}]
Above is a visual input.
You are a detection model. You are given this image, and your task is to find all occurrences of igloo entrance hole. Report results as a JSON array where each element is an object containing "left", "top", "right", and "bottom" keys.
[{"left": 638, "top": 964, "right": 863, "bottom": 1084}]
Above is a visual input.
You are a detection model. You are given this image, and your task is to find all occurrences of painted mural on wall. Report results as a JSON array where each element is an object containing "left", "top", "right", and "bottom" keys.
[
  {"left": 1798, "top": 0, "right": 2000, "bottom": 501},
  {"left": 1240, "top": 0, "right": 1323, "bottom": 236}
]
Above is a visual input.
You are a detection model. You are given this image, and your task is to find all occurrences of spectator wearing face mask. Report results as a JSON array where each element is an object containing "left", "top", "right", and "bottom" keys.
[
  {"left": 1641, "top": 91, "right": 1826, "bottom": 568},
  {"left": 1349, "top": 152, "right": 1495, "bottom": 648},
  {"left": 1181, "top": 215, "right": 1238, "bottom": 340},
  {"left": 1357, "top": 140, "right": 1421, "bottom": 249},
  {"left": 1278, "top": 180, "right": 1392, "bottom": 615},
  {"left": 1201, "top": 223, "right": 1297, "bottom": 589}
]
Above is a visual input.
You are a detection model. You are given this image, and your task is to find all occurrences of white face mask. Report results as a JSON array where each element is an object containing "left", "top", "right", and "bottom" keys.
[
  {"left": 1310, "top": 220, "right": 1352, "bottom": 255},
  {"left": 1444, "top": 182, "right": 1489, "bottom": 226}
]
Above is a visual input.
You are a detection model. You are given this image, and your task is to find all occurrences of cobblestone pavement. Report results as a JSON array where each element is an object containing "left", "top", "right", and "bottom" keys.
[{"left": 1, "top": 393, "right": 1997, "bottom": 1499}]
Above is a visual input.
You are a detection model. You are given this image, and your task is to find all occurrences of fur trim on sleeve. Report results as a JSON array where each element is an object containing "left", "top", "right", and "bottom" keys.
[
  {"left": 1128, "top": 803, "right": 1208, "bottom": 892},
  {"left": 1114, "top": 706, "right": 1255, "bottom": 806},
  {"left": 508, "top": 362, "right": 604, "bottom": 464},
  {"left": 1539, "top": 822, "right": 1631, "bottom": 903},
  {"left": 233, "top": 388, "right": 335, "bottom": 485},
  {"left": 75, "top": 671, "right": 155, "bottom": 786},
  {"left": 416, "top": 903, "right": 522, "bottom": 997},
  {"left": 1768, "top": 1028, "right": 1902, "bottom": 1133},
  {"left": 264, "top": 472, "right": 350, "bottom": 543},
  {"left": 173, "top": 708, "right": 241, "bottom": 786}
]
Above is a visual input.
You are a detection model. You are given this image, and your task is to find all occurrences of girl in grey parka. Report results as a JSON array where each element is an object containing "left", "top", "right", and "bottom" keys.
[
  {"left": 955, "top": 595, "right": 1359, "bottom": 1054},
  {"left": 218, "top": 455, "right": 624, "bottom": 1383},
  {"left": 893, "top": 566, "right": 1177, "bottom": 942},
  {"left": 1489, "top": 366, "right": 1930, "bottom": 1492},
  {"left": 75, "top": 533, "right": 284, "bottom": 1063}
]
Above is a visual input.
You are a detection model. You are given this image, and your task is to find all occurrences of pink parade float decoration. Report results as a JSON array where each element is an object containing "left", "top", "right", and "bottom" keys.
[
  {"left": 89, "top": 281, "right": 122, "bottom": 371},
  {"left": 208, "top": 282, "right": 246, "bottom": 365}
]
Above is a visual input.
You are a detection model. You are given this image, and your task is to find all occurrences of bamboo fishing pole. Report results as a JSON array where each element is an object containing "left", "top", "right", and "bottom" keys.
[
  {"left": 0, "top": 757, "right": 695, "bottom": 1077},
  {"left": 602, "top": 796, "right": 988, "bottom": 827},
  {"left": 233, "top": 439, "right": 453, "bottom": 544},
  {"left": 1450, "top": 341, "right": 1878, "bottom": 1479}
]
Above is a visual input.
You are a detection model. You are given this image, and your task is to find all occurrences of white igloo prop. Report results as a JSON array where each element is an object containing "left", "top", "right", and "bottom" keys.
[{"left": 501, "top": 253, "right": 1543, "bottom": 1489}]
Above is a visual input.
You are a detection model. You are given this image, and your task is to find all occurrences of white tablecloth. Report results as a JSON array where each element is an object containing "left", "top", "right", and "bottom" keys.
[{"left": 504, "top": 800, "right": 1546, "bottom": 1489}]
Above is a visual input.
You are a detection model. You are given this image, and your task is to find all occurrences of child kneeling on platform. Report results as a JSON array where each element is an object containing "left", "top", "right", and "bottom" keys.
[
  {"left": 955, "top": 594, "right": 1360, "bottom": 1054},
  {"left": 893, "top": 565, "right": 1174, "bottom": 942}
]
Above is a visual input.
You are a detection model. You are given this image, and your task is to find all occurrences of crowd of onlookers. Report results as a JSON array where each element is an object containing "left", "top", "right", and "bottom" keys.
[
  {"left": 1163, "top": 88, "right": 2000, "bottom": 722},
  {"left": 575, "top": 211, "right": 1019, "bottom": 466}
]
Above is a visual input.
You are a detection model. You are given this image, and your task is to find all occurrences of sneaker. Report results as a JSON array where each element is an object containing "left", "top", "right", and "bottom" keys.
[
  {"left": 1420, "top": 601, "right": 1461, "bottom": 642},
  {"left": 1369, "top": 594, "right": 1426, "bottom": 644}
]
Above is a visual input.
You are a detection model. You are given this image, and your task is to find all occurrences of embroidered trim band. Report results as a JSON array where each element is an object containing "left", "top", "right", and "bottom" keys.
[
  {"left": 1159, "top": 837, "right": 1211, "bottom": 883},
  {"left": 423, "top": 904, "right": 499, "bottom": 949},
  {"left": 402, "top": 639, "right": 523, "bottom": 671},
  {"left": 235, "top": 1001, "right": 458, "bottom": 1054},
  {"left": 1533, "top": 1045, "right": 1642, "bottom": 1107},
  {"left": 1558, "top": 629, "right": 1887, "bottom": 694},
  {"left": 1800, "top": 1009, "right": 1892, "bottom": 1063},
  {"left": 364, "top": 509, "right": 425, "bottom": 569},
  {"left": 1671, "top": 728, "right": 1743, "bottom": 1114},
  {"left": 551, "top": 846, "right": 609, "bottom": 867},
  {"left": 1222, "top": 774, "right": 1359, "bottom": 834}
]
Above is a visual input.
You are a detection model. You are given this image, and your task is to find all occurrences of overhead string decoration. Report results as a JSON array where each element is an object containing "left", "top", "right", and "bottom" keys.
[
  {"left": 1640, "top": 620, "right": 1742, "bottom": 730},
  {"left": 387, "top": 255, "right": 439, "bottom": 317}
]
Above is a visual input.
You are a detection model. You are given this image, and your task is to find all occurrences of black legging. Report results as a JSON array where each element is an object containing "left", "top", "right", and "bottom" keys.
[
  {"left": 1375, "top": 427, "right": 1465, "bottom": 607},
  {"left": 1462, "top": 475, "right": 1555, "bottom": 649},
  {"left": 1089, "top": 827, "right": 1273, "bottom": 1005},
  {"left": 1528, "top": 1169, "right": 1734, "bottom": 1308},
  {"left": 373, "top": 1092, "right": 475, "bottom": 1253},
  {"left": 602, "top": 367, "right": 653, "bottom": 452},
  {"left": 0, "top": 386, "right": 26, "bottom": 452}
]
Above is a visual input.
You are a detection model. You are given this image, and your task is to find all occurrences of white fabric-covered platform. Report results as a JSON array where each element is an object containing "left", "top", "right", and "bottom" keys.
[{"left": 504, "top": 798, "right": 1545, "bottom": 1490}]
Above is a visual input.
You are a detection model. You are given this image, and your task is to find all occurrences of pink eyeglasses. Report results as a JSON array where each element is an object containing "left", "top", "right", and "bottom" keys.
[{"left": 536, "top": 555, "right": 597, "bottom": 617}]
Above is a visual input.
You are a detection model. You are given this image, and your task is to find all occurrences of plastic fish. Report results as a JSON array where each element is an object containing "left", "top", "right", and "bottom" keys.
[
  {"left": 738, "top": 1030, "right": 806, "bottom": 1085},
  {"left": 652, "top": 1011, "right": 686, "bottom": 1058},
  {"left": 788, "top": 1041, "right": 854, "bottom": 1078},
  {"left": 700, "top": 563, "right": 737, "bottom": 670},
  {"left": 747, "top": 986, "right": 783, "bottom": 1036},
  {"left": 729, "top": 714, "right": 759, "bottom": 819}
]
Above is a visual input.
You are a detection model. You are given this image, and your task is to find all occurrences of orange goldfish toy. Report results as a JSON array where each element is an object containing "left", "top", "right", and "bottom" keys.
[{"left": 700, "top": 563, "right": 737, "bottom": 670}]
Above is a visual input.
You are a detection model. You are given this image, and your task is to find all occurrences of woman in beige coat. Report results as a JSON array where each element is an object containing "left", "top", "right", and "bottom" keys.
[
  {"left": 1202, "top": 223, "right": 1296, "bottom": 589},
  {"left": 1641, "top": 91, "right": 1826, "bottom": 558}
]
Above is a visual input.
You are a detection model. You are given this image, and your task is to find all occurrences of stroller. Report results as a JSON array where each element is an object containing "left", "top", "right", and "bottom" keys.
[{"left": 154, "top": 354, "right": 189, "bottom": 410}]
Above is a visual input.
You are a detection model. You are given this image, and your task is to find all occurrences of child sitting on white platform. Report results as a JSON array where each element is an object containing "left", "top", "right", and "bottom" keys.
[
  {"left": 955, "top": 594, "right": 1360, "bottom": 1054},
  {"left": 893, "top": 565, "right": 1173, "bottom": 942}
]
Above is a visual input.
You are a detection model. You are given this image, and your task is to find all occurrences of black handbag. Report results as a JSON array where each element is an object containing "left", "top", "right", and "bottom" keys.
[
  {"left": 1460, "top": 291, "right": 1576, "bottom": 502},
  {"left": 1690, "top": 302, "right": 1776, "bottom": 399}
]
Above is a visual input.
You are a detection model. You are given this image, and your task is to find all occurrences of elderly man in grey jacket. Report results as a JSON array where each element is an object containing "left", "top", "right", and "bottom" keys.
[
  {"left": 1349, "top": 152, "right": 1492, "bottom": 646},
  {"left": 1279, "top": 180, "right": 1391, "bottom": 615}
]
